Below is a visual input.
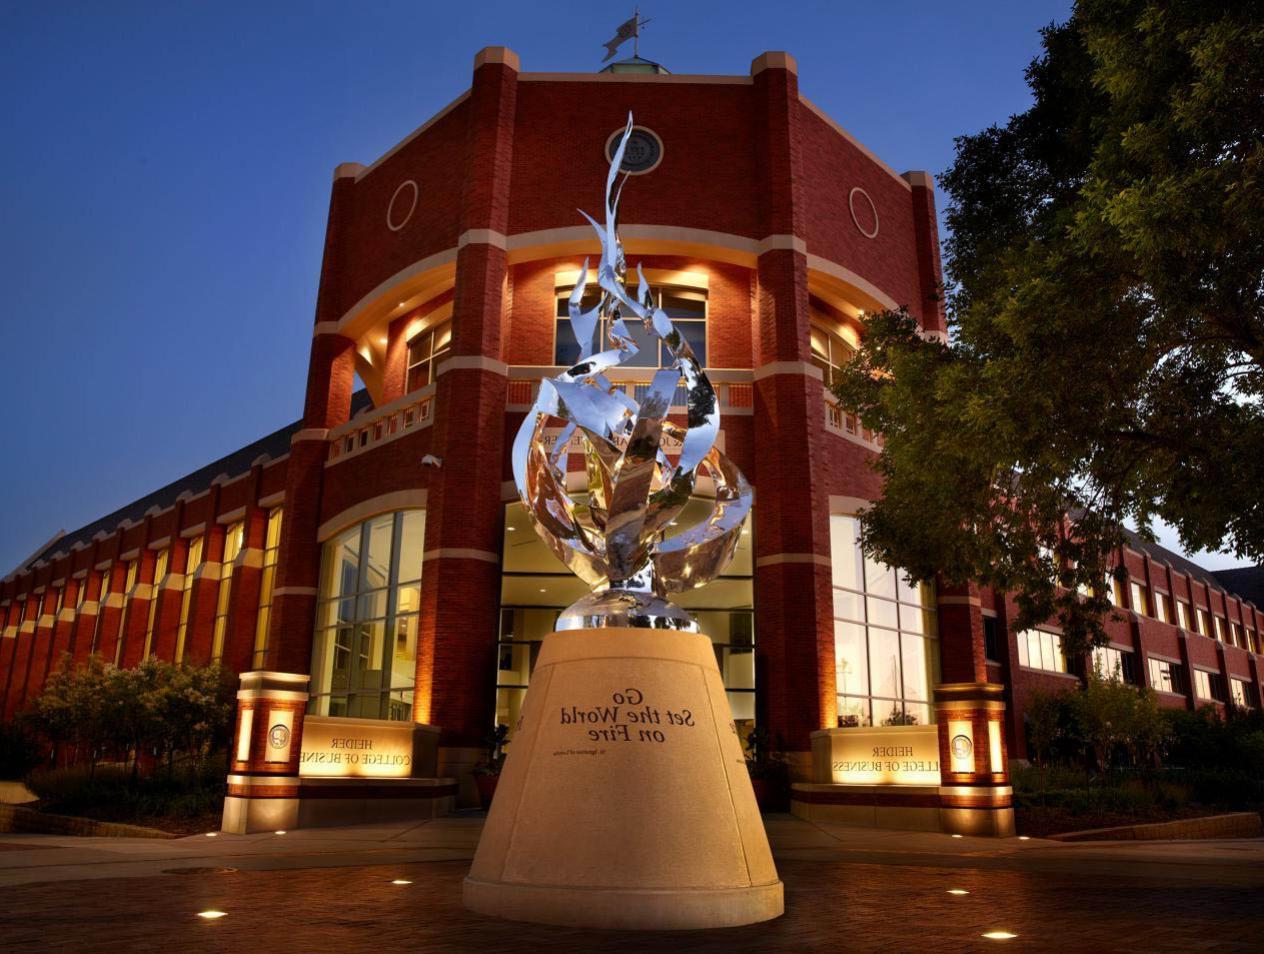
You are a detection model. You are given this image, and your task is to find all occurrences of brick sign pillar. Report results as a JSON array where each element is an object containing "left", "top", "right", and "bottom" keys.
[
  {"left": 749, "top": 51, "right": 837, "bottom": 778},
  {"left": 413, "top": 47, "right": 518, "bottom": 804},
  {"left": 933, "top": 682, "right": 1015, "bottom": 836},
  {"left": 222, "top": 670, "right": 310, "bottom": 833}
]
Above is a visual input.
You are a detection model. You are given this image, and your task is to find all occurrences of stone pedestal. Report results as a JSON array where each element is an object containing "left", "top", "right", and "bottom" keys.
[
  {"left": 934, "top": 682, "right": 1015, "bottom": 837},
  {"left": 463, "top": 627, "right": 783, "bottom": 930}
]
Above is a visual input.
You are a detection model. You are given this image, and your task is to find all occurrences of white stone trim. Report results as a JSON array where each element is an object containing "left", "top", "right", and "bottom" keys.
[
  {"left": 474, "top": 46, "right": 519, "bottom": 70},
  {"left": 272, "top": 586, "right": 318, "bottom": 598},
  {"left": 753, "top": 361, "right": 823, "bottom": 382},
  {"left": 756, "top": 234, "right": 806, "bottom": 255},
  {"left": 458, "top": 228, "right": 508, "bottom": 250},
  {"left": 755, "top": 553, "right": 830, "bottom": 568},
  {"left": 258, "top": 490, "right": 286, "bottom": 508},
  {"left": 750, "top": 51, "right": 797, "bottom": 76},
  {"left": 435, "top": 355, "right": 509, "bottom": 377},
  {"left": 317, "top": 489, "right": 428, "bottom": 542},
  {"left": 518, "top": 72, "right": 751, "bottom": 86},
  {"left": 291, "top": 428, "right": 330, "bottom": 445}
]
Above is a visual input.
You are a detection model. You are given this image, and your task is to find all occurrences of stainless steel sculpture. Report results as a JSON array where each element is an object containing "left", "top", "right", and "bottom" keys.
[{"left": 512, "top": 114, "right": 753, "bottom": 632}]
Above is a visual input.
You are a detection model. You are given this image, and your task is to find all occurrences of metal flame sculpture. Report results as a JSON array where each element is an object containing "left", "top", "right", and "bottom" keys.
[{"left": 512, "top": 114, "right": 753, "bottom": 632}]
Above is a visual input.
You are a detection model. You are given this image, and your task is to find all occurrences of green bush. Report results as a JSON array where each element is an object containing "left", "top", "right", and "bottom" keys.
[
  {"left": 25, "top": 754, "right": 228, "bottom": 821},
  {"left": 0, "top": 720, "right": 44, "bottom": 780}
]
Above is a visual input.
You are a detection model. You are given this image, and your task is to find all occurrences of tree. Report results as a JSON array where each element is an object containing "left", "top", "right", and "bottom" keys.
[{"left": 833, "top": 1, "right": 1264, "bottom": 655}]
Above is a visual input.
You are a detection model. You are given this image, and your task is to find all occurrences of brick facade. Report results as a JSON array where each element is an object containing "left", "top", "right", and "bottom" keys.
[{"left": 3, "top": 47, "right": 1263, "bottom": 779}]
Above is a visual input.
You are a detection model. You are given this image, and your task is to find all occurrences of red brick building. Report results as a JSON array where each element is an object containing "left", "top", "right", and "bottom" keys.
[{"left": 3, "top": 48, "right": 1263, "bottom": 802}]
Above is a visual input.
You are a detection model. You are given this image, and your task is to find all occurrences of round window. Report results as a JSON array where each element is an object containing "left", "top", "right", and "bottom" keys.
[{"left": 605, "top": 126, "right": 663, "bottom": 175}]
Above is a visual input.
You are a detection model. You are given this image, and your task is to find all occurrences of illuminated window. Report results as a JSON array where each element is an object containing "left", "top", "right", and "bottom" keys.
[
  {"left": 75, "top": 578, "right": 88, "bottom": 610},
  {"left": 211, "top": 522, "right": 243, "bottom": 662},
  {"left": 309, "top": 509, "right": 425, "bottom": 721},
  {"left": 1091, "top": 645, "right": 1137, "bottom": 684},
  {"left": 1153, "top": 591, "right": 1171, "bottom": 624},
  {"left": 831, "top": 514, "right": 939, "bottom": 728},
  {"left": 252, "top": 509, "right": 283, "bottom": 668},
  {"left": 809, "top": 316, "right": 856, "bottom": 387},
  {"left": 1231, "top": 678, "right": 1254, "bottom": 709},
  {"left": 1196, "top": 607, "right": 1211, "bottom": 637},
  {"left": 1213, "top": 616, "right": 1227, "bottom": 642},
  {"left": 498, "top": 499, "right": 753, "bottom": 742},
  {"left": 1175, "top": 600, "right": 1192, "bottom": 632},
  {"left": 173, "top": 536, "right": 204, "bottom": 663},
  {"left": 1129, "top": 581, "right": 1150, "bottom": 616},
  {"left": 1230, "top": 620, "right": 1243, "bottom": 648},
  {"left": 140, "top": 550, "right": 170, "bottom": 661},
  {"left": 553, "top": 284, "right": 706, "bottom": 368},
  {"left": 87, "top": 565, "right": 112, "bottom": 656},
  {"left": 1103, "top": 572, "right": 1124, "bottom": 606},
  {"left": 406, "top": 320, "right": 452, "bottom": 391},
  {"left": 1148, "top": 657, "right": 1187, "bottom": 695},
  {"left": 1192, "top": 668, "right": 1226, "bottom": 703},
  {"left": 1016, "top": 629, "right": 1067, "bottom": 673},
  {"left": 53, "top": 586, "right": 66, "bottom": 616}
]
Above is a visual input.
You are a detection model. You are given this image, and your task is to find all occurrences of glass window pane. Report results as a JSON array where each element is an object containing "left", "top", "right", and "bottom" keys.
[
  {"left": 1017, "top": 630, "right": 1030, "bottom": 667},
  {"left": 864, "top": 555, "right": 897, "bottom": 599},
  {"left": 362, "top": 515, "right": 394, "bottom": 590},
  {"left": 829, "top": 516, "right": 863, "bottom": 590},
  {"left": 834, "top": 621, "right": 868, "bottom": 697},
  {"left": 395, "top": 511, "right": 425, "bottom": 583},
  {"left": 901, "top": 634, "right": 931, "bottom": 702},
  {"left": 357, "top": 590, "right": 388, "bottom": 621},
  {"left": 832, "top": 588, "right": 863, "bottom": 623},
  {"left": 676, "top": 320, "right": 706, "bottom": 365},
  {"left": 868, "top": 627, "right": 901, "bottom": 699},
  {"left": 837, "top": 695, "right": 871, "bottom": 728},
  {"left": 866, "top": 595, "right": 899, "bottom": 630}
]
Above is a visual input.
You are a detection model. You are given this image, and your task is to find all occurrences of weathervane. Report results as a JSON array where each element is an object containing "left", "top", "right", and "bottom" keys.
[{"left": 602, "top": 9, "right": 652, "bottom": 62}]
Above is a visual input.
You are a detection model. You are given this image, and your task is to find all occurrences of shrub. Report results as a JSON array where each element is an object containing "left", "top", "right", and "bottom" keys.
[
  {"left": 0, "top": 720, "right": 43, "bottom": 780},
  {"left": 25, "top": 754, "right": 228, "bottom": 821}
]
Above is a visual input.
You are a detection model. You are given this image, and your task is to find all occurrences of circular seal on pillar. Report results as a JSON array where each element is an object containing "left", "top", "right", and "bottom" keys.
[
  {"left": 848, "top": 186, "right": 879, "bottom": 239},
  {"left": 950, "top": 733, "right": 972, "bottom": 760},
  {"left": 268, "top": 724, "right": 291, "bottom": 750},
  {"left": 606, "top": 126, "right": 664, "bottom": 175},
  {"left": 386, "top": 179, "right": 419, "bottom": 232}
]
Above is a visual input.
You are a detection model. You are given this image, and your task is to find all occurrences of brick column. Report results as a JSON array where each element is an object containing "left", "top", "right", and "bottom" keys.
[
  {"left": 224, "top": 504, "right": 268, "bottom": 676},
  {"left": 264, "top": 162, "right": 360, "bottom": 677},
  {"left": 747, "top": 52, "right": 837, "bottom": 775},
  {"left": 0, "top": 600, "right": 23, "bottom": 717},
  {"left": 118, "top": 547, "right": 158, "bottom": 669},
  {"left": 413, "top": 48, "right": 517, "bottom": 802},
  {"left": 902, "top": 171, "right": 947, "bottom": 338},
  {"left": 150, "top": 537, "right": 189, "bottom": 662},
  {"left": 936, "top": 583, "right": 987, "bottom": 683},
  {"left": 69, "top": 573, "right": 100, "bottom": 667},
  {"left": 934, "top": 682, "right": 1015, "bottom": 836},
  {"left": 221, "top": 671, "right": 310, "bottom": 833},
  {"left": 47, "top": 578, "right": 80, "bottom": 674},
  {"left": 182, "top": 525, "right": 225, "bottom": 666},
  {"left": 20, "top": 590, "right": 55, "bottom": 711},
  {"left": 91, "top": 562, "right": 126, "bottom": 664}
]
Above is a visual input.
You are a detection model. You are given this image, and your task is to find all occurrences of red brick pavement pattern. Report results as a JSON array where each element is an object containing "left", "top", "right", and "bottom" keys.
[{"left": 1, "top": 857, "right": 1260, "bottom": 952}]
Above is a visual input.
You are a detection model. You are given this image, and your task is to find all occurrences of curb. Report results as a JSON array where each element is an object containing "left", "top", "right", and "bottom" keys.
[
  {"left": 1050, "top": 811, "right": 1263, "bottom": 842},
  {"left": 0, "top": 804, "right": 178, "bottom": 839}
]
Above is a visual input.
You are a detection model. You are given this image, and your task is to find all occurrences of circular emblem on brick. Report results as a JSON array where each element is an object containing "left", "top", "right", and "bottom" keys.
[
  {"left": 606, "top": 126, "right": 663, "bottom": 175},
  {"left": 848, "top": 186, "right": 879, "bottom": 239},
  {"left": 268, "top": 723, "right": 291, "bottom": 749},
  {"left": 950, "top": 733, "right": 973, "bottom": 760},
  {"left": 386, "top": 179, "right": 419, "bottom": 232}
]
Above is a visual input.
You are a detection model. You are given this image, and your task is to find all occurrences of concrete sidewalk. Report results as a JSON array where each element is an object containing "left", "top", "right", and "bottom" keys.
[{"left": 1, "top": 813, "right": 1261, "bottom": 889}]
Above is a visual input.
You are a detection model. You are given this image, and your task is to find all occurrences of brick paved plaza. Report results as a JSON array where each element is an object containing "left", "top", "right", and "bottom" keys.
[{"left": 1, "top": 816, "right": 1261, "bottom": 952}]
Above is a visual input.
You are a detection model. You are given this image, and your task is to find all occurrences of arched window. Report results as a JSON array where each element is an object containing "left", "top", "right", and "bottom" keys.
[{"left": 309, "top": 510, "right": 425, "bottom": 721}]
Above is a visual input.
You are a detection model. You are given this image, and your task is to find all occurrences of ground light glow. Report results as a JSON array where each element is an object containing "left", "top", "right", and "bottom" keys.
[
  {"left": 947, "top": 889, "right": 970, "bottom": 896},
  {"left": 205, "top": 832, "right": 217, "bottom": 838},
  {"left": 1018, "top": 836, "right": 1031, "bottom": 841},
  {"left": 951, "top": 834, "right": 964, "bottom": 839},
  {"left": 275, "top": 830, "right": 287, "bottom": 835},
  {"left": 197, "top": 911, "right": 227, "bottom": 920},
  {"left": 982, "top": 931, "right": 1018, "bottom": 940},
  {"left": 391, "top": 879, "right": 413, "bottom": 885}
]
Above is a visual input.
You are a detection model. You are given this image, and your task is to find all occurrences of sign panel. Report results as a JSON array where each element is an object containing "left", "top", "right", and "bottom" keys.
[
  {"left": 298, "top": 716, "right": 416, "bottom": 778},
  {"left": 816, "top": 724, "right": 941, "bottom": 786}
]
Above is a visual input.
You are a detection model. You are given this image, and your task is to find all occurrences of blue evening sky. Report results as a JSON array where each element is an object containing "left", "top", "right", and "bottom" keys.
[{"left": 0, "top": 1, "right": 1240, "bottom": 574}]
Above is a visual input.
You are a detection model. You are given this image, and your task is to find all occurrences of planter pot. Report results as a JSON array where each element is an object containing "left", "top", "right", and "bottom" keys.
[{"left": 475, "top": 773, "right": 500, "bottom": 810}]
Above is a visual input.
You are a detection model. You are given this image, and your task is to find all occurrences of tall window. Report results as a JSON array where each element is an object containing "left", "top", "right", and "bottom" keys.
[
  {"left": 1149, "top": 657, "right": 1187, "bottom": 695},
  {"left": 252, "top": 509, "right": 283, "bottom": 668},
  {"left": 1129, "top": 581, "right": 1150, "bottom": 616},
  {"left": 831, "top": 514, "right": 939, "bottom": 727},
  {"left": 1017, "top": 629, "right": 1067, "bottom": 673},
  {"left": 88, "top": 564, "right": 112, "bottom": 656},
  {"left": 309, "top": 510, "right": 425, "bottom": 721},
  {"left": 174, "top": 536, "right": 204, "bottom": 663},
  {"left": 1091, "top": 645, "right": 1137, "bottom": 684},
  {"left": 810, "top": 321, "right": 856, "bottom": 387},
  {"left": 1196, "top": 607, "right": 1211, "bottom": 637},
  {"left": 141, "top": 549, "right": 170, "bottom": 661},
  {"left": 1192, "top": 668, "right": 1226, "bottom": 703},
  {"left": 1176, "top": 600, "right": 1192, "bottom": 631},
  {"left": 497, "top": 498, "right": 753, "bottom": 741},
  {"left": 1153, "top": 591, "right": 1171, "bottom": 624},
  {"left": 406, "top": 320, "right": 452, "bottom": 391},
  {"left": 211, "top": 522, "right": 243, "bottom": 661},
  {"left": 553, "top": 284, "right": 706, "bottom": 368}
]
